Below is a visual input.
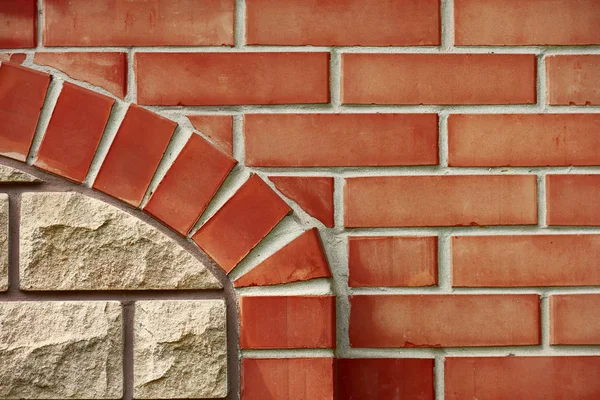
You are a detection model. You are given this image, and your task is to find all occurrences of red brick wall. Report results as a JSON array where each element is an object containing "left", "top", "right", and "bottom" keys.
[{"left": 2, "top": 0, "right": 600, "bottom": 399}]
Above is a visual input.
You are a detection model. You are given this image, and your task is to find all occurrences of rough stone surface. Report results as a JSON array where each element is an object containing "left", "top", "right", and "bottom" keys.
[
  {"left": 0, "top": 301, "right": 123, "bottom": 399},
  {"left": 0, "top": 165, "right": 40, "bottom": 183},
  {"left": 20, "top": 192, "right": 222, "bottom": 290},
  {"left": 134, "top": 300, "right": 228, "bottom": 398},
  {"left": 0, "top": 194, "right": 7, "bottom": 291}
]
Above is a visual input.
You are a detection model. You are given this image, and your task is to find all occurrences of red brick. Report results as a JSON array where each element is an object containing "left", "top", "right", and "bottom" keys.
[
  {"left": 0, "top": 0, "right": 36, "bottom": 48},
  {"left": 34, "top": 52, "right": 127, "bottom": 99},
  {"left": 144, "top": 134, "right": 237, "bottom": 235},
  {"left": 136, "top": 53, "right": 330, "bottom": 106},
  {"left": 449, "top": 114, "right": 600, "bottom": 167},
  {"left": 0, "top": 63, "right": 50, "bottom": 161},
  {"left": 187, "top": 115, "right": 233, "bottom": 156},
  {"left": 336, "top": 358, "right": 435, "bottom": 400},
  {"left": 551, "top": 295, "right": 600, "bottom": 345},
  {"left": 245, "top": 114, "right": 438, "bottom": 167},
  {"left": 93, "top": 104, "right": 176, "bottom": 206},
  {"left": 455, "top": 0, "right": 600, "bottom": 45},
  {"left": 242, "top": 358, "right": 334, "bottom": 400},
  {"left": 239, "top": 296, "right": 335, "bottom": 349},
  {"left": 269, "top": 176, "right": 334, "bottom": 227},
  {"left": 445, "top": 356, "right": 600, "bottom": 400},
  {"left": 234, "top": 228, "right": 330, "bottom": 288},
  {"left": 192, "top": 175, "right": 291, "bottom": 273},
  {"left": 349, "top": 294, "right": 540, "bottom": 348},
  {"left": 35, "top": 82, "right": 114, "bottom": 183},
  {"left": 546, "top": 55, "right": 600, "bottom": 106},
  {"left": 0, "top": 53, "right": 26, "bottom": 64},
  {"left": 452, "top": 235, "right": 600, "bottom": 287},
  {"left": 246, "top": 0, "right": 440, "bottom": 46},
  {"left": 348, "top": 236, "right": 437, "bottom": 287},
  {"left": 345, "top": 175, "right": 537, "bottom": 227},
  {"left": 546, "top": 175, "right": 600, "bottom": 226},
  {"left": 42, "top": 0, "right": 234, "bottom": 46},
  {"left": 342, "top": 54, "right": 536, "bottom": 105}
]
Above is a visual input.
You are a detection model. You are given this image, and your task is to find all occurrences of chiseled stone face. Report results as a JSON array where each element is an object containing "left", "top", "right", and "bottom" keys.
[
  {"left": 20, "top": 192, "right": 222, "bottom": 290},
  {"left": 0, "top": 165, "right": 40, "bottom": 183},
  {"left": 134, "top": 300, "right": 228, "bottom": 398},
  {"left": 0, "top": 301, "right": 122, "bottom": 399},
  {"left": 0, "top": 194, "right": 7, "bottom": 291}
]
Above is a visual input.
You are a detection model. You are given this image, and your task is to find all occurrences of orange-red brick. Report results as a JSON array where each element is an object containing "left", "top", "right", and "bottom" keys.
[
  {"left": 0, "top": 0, "right": 36, "bottom": 48},
  {"left": 245, "top": 114, "right": 438, "bottom": 167},
  {"left": 546, "top": 175, "right": 600, "bottom": 226},
  {"left": 342, "top": 54, "right": 536, "bottom": 105},
  {"left": 551, "top": 295, "right": 600, "bottom": 345},
  {"left": 136, "top": 53, "right": 330, "bottom": 106},
  {"left": 449, "top": 114, "right": 600, "bottom": 166},
  {"left": 246, "top": 0, "right": 440, "bottom": 46},
  {"left": 452, "top": 235, "right": 600, "bottom": 287},
  {"left": 350, "top": 295, "right": 540, "bottom": 348},
  {"left": 546, "top": 55, "right": 600, "bottom": 106},
  {"left": 345, "top": 175, "right": 537, "bottom": 227},
  {"left": 455, "top": 0, "right": 600, "bottom": 45}
]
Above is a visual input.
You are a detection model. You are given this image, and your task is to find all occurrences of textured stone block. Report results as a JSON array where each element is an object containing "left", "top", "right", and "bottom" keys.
[
  {"left": 20, "top": 192, "right": 221, "bottom": 290},
  {"left": 0, "top": 165, "right": 40, "bottom": 183},
  {"left": 0, "top": 301, "right": 122, "bottom": 399},
  {"left": 0, "top": 194, "right": 7, "bottom": 291},
  {"left": 134, "top": 300, "right": 228, "bottom": 398}
]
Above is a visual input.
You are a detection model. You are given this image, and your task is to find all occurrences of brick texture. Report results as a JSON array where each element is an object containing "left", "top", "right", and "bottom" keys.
[
  {"left": 0, "top": 0, "right": 37, "bottom": 48},
  {"left": 546, "top": 175, "right": 600, "bottom": 226},
  {"left": 546, "top": 55, "right": 600, "bottom": 106},
  {"left": 342, "top": 54, "right": 536, "bottom": 105},
  {"left": 551, "top": 294, "right": 600, "bottom": 345}
]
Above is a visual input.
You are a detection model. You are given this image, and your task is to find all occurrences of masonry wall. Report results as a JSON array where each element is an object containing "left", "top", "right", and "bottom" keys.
[{"left": 1, "top": 0, "right": 600, "bottom": 399}]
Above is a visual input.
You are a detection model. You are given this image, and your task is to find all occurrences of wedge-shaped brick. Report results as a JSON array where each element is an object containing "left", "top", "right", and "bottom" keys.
[
  {"left": 337, "top": 358, "right": 435, "bottom": 400},
  {"left": 43, "top": 0, "right": 234, "bottom": 46},
  {"left": 0, "top": 63, "right": 50, "bottom": 161},
  {"left": 0, "top": 301, "right": 122, "bottom": 399},
  {"left": 145, "top": 134, "right": 236, "bottom": 235},
  {"left": 93, "top": 104, "right": 176, "bottom": 206},
  {"left": 342, "top": 54, "right": 536, "bottom": 105},
  {"left": 193, "top": 174, "right": 291, "bottom": 273},
  {"left": 240, "top": 296, "right": 335, "bottom": 349},
  {"left": 235, "top": 228, "right": 330, "bottom": 287},
  {"left": 242, "top": 358, "right": 334, "bottom": 400},
  {"left": 350, "top": 294, "right": 540, "bottom": 347},
  {"left": 136, "top": 52, "right": 330, "bottom": 106},
  {"left": 348, "top": 236, "right": 437, "bottom": 287},
  {"left": 453, "top": 235, "right": 600, "bottom": 287},
  {"left": 188, "top": 115, "right": 233, "bottom": 155},
  {"left": 270, "top": 176, "right": 334, "bottom": 227},
  {"left": 445, "top": 356, "right": 600, "bottom": 400},
  {"left": 551, "top": 295, "right": 600, "bottom": 345},
  {"left": 35, "top": 82, "right": 114, "bottom": 182},
  {"left": 345, "top": 175, "right": 537, "bottom": 227}
]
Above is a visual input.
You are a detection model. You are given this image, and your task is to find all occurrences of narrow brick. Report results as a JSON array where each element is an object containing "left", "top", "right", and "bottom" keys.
[
  {"left": 240, "top": 296, "right": 335, "bottom": 349},
  {"left": 93, "top": 104, "right": 176, "bottom": 206},
  {"left": 0, "top": 63, "right": 50, "bottom": 161},
  {"left": 446, "top": 357, "right": 600, "bottom": 399},
  {"left": 246, "top": 0, "right": 440, "bottom": 46},
  {"left": 551, "top": 295, "right": 600, "bottom": 345},
  {"left": 35, "top": 83, "right": 114, "bottom": 183},
  {"left": 245, "top": 114, "right": 438, "bottom": 167},
  {"left": 337, "top": 358, "right": 435, "bottom": 400},
  {"left": 348, "top": 236, "right": 437, "bottom": 287},
  {"left": 342, "top": 54, "right": 536, "bottom": 105},
  {"left": 34, "top": 52, "right": 128, "bottom": 99},
  {"left": 546, "top": 55, "right": 600, "bottom": 106},
  {"left": 144, "top": 134, "right": 237, "bottom": 235},
  {"left": 345, "top": 175, "right": 537, "bottom": 227},
  {"left": 449, "top": 114, "right": 600, "bottom": 167},
  {"left": 349, "top": 294, "right": 540, "bottom": 348},
  {"left": 546, "top": 175, "right": 600, "bottom": 226},
  {"left": 187, "top": 115, "right": 233, "bottom": 156},
  {"left": 0, "top": 0, "right": 36, "bottom": 48},
  {"left": 242, "top": 358, "right": 334, "bottom": 400},
  {"left": 455, "top": 0, "right": 600, "bottom": 45},
  {"left": 192, "top": 175, "right": 291, "bottom": 274},
  {"left": 136, "top": 53, "right": 330, "bottom": 106},
  {"left": 43, "top": 0, "right": 234, "bottom": 46},
  {"left": 452, "top": 235, "right": 600, "bottom": 287}
]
